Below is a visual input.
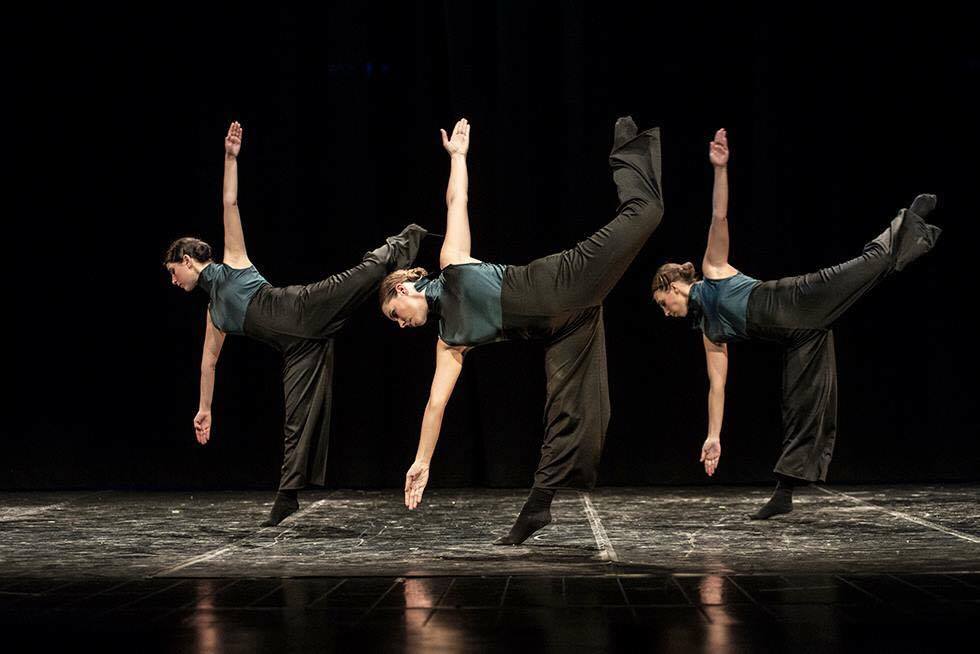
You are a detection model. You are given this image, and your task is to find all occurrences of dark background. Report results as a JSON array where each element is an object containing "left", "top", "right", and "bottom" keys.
[{"left": 6, "top": 4, "right": 978, "bottom": 490}]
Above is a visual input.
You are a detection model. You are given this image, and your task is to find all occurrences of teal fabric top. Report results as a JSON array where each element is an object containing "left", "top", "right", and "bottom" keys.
[
  {"left": 416, "top": 263, "right": 508, "bottom": 347},
  {"left": 197, "top": 263, "right": 270, "bottom": 335},
  {"left": 688, "top": 272, "right": 761, "bottom": 344}
]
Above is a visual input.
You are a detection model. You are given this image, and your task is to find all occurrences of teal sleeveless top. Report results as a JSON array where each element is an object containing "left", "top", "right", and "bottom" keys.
[
  {"left": 197, "top": 263, "right": 270, "bottom": 335},
  {"left": 688, "top": 272, "right": 761, "bottom": 344},
  {"left": 416, "top": 263, "right": 508, "bottom": 347}
]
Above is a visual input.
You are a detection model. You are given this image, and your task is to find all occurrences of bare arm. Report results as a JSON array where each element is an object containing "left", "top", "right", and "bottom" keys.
[
  {"left": 439, "top": 118, "right": 480, "bottom": 268},
  {"left": 195, "top": 310, "right": 226, "bottom": 445},
  {"left": 701, "top": 334, "right": 728, "bottom": 476},
  {"left": 222, "top": 122, "right": 251, "bottom": 268},
  {"left": 404, "top": 339, "right": 466, "bottom": 509},
  {"left": 702, "top": 128, "right": 737, "bottom": 278}
]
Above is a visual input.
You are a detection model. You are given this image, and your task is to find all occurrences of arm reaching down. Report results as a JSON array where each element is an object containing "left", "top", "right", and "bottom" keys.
[
  {"left": 195, "top": 310, "right": 226, "bottom": 444},
  {"left": 404, "top": 339, "right": 466, "bottom": 509},
  {"left": 701, "top": 334, "right": 728, "bottom": 476}
]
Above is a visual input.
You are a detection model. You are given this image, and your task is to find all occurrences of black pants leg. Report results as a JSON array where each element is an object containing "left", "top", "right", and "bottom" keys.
[
  {"left": 747, "top": 206, "right": 939, "bottom": 331},
  {"left": 747, "top": 203, "right": 940, "bottom": 482},
  {"left": 501, "top": 128, "right": 663, "bottom": 318},
  {"left": 244, "top": 258, "right": 383, "bottom": 490},
  {"left": 286, "top": 258, "right": 389, "bottom": 339},
  {"left": 498, "top": 129, "right": 660, "bottom": 490},
  {"left": 535, "top": 307, "right": 609, "bottom": 490},
  {"left": 770, "top": 328, "right": 838, "bottom": 482},
  {"left": 278, "top": 338, "right": 335, "bottom": 490}
]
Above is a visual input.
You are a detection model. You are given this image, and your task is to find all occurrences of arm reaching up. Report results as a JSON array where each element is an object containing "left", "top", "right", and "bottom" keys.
[
  {"left": 438, "top": 118, "right": 480, "bottom": 268},
  {"left": 222, "top": 121, "right": 252, "bottom": 268},
  {"left": 702, "top": 128, "right": 737, "bottom": 279}
]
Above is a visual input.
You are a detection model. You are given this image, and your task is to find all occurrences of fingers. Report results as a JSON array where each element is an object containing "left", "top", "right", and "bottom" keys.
[
  {"left": 409, "top": 482, "right": 424, "bottom": 510},
  {"left": 405, "top": 471, "right": 416, "bottom": 508},
  {"left": 404, "top": 473, "right": 425, "bottom": 510}
]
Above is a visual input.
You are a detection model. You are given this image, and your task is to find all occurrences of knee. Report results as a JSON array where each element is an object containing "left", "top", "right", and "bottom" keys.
[
  {"left": 624, "top": 197, "right": 663, "bottom": 232},
  {"left": 640, "top": 199, "right": 664, "bottom": 228}
]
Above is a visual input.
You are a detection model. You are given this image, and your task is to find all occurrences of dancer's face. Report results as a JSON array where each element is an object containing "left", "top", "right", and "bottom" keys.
[
  {"left": 166, "top": 258, "right": 200, "bottom": 292},
  {"left": 383, "top": 285, "right": 429, "bottom": 328},
  {"left": 653, "top": 285, "right": 688, "bottom": 318}
]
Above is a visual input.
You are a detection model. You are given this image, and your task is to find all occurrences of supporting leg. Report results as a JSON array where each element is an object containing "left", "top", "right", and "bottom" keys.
[{"left": 261, "top": 339, "right": 335, "bottom": 527}]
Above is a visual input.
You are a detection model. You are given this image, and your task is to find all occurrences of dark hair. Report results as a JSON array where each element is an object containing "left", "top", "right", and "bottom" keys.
[
  {"left": 379, "top": 267, "right": 429, "bottom": 307},
  {"left": 651, "top": 262, "right": 700, "bottom": 295},
  {"left": 163, "top": 237, "right": 213, "bottom": 265}
]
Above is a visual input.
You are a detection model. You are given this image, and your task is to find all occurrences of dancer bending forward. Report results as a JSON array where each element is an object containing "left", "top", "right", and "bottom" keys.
[
  {"left": 381, "top": 117, "right": 663, "bottom": 544},
  {"left": 165, "top": 121, "right": 427, "bottom": 526},
  {"left": 652, "top": 128, "right": 941, "bottom": 519}
]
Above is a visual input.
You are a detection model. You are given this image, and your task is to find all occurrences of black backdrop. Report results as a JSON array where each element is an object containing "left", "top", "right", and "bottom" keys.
[{"left": 6, "top": 4, "right": 978, "bottom": 489}]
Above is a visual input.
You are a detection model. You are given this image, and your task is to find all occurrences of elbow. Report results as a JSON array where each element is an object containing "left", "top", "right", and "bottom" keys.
[
  {"left": 711, "top": 213, "right": 727, "bottom": 223},
  {"left": 426, "top": 398, "right": 448, "bottom": 414},
  {"left": 222, "top": 198, "right": 238, "bottom": 209},
  {"left": 201, "top": 358, "right": 217, "bottom": 372},
  {"left": 446, "top": 192, "right": 468, "bottom": 208}
]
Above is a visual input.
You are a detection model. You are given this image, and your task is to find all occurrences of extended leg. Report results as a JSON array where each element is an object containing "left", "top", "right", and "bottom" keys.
[
  {"left": 298, "top": 224, "right": 428, "bottom": 339},
  {"left": 502, "top": 123, "right": 663, "bottom": 317},
  {"left": 748, "top": 198, "right": 941, "bottom": 331}
]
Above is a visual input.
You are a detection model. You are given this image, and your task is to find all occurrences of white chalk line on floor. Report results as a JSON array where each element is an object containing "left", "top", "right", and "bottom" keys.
[
  {"left": 579, "top": 493, "right": 618, "bottom": 563},
  {"left": 0, "top": 491, "right": 106, "bottom": 523},
  {"left": 816, "top": 486, "right": 980, "bottom": 545},
  {"left": 151, "top": 498, "right": 330, "bottom": 577}
]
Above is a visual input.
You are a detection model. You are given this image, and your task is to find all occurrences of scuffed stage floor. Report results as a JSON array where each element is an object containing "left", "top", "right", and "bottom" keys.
[{"left": 1, "top": 485, "right": 977, "bottom": 651}]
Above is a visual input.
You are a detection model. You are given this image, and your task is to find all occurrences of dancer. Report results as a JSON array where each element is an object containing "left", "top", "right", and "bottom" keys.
[
  {"left": 165, "top": 121, "right": 427, "bottom": 526},
  {"left": 381, "top": 117, "right": 663, "bottom": 544},
  {"left": 652, "top": 128, "right": 941, "bottom": 519}
]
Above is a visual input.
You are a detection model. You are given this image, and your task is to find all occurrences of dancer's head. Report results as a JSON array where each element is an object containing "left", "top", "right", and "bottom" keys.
[
  {"left": 380, "top": 268, "right": 430, "bottom": 328},
  {"left": 163, "top": 237, "right": 213, "bottom": 292},
  {"left": 651, "top": 262, "right": 700, "bottom": 318}
]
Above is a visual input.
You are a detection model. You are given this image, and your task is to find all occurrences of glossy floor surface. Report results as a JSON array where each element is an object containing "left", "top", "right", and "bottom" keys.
[{"left": 1, "top": 485, "right": 977, "bottom": 652}]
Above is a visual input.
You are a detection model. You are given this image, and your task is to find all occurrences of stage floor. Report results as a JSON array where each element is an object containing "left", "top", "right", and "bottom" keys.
[{"left": 2, "top": 485, "right": 978, "bottom": 651}]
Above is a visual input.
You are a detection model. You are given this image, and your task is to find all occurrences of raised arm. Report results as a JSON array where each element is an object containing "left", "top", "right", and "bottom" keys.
[
  {"left": 404, "top": 339, "right": 466, "bottom": 509},
  {"left": 194, "top": 310, "right": 226, "bottom": 445},
  {"left": 439, "top": 118, "right": 480, "bottom": 268},
  {"left": 701, "top": 334, "right": 728, "bottom": 476},
  {"left": 222, "top": 121, "right": 251, "bottom": 268},
  {"left": 702, "top": 128, "right": 737, "bottom": 278}
]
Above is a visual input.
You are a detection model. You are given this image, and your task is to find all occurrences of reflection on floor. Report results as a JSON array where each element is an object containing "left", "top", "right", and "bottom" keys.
[{"left": 1, "top": 485, "right": 977, "bottom": 651}]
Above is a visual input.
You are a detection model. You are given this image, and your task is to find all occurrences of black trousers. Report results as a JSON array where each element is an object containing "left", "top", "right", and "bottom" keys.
[
  {"left": 746, "top": 206, "right": 941, "bottom": 482},
  {"left": 500, "top": 128, "right": 664, "bottom": 490},
  {"left": 243, "top": 256, "right": 389, "bottom": 490}
]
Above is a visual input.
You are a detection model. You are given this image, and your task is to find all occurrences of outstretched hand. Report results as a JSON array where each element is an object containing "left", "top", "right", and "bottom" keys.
[
  {"left": 404, "top": 461, "right": 430, "bottom": 510},
  {"left": 194, "top": 410, "right": 212, "bottom": 445},
  {"left": 700, "top": 437, "right": 721, "bottom": 476},
  {"left": 440, "top": 118, "right": 470, "bottom": 157},
  {"left": 225, "top": 121, "right": 243, "bottom": 158},
  {"left": 708, "top": 128, "right": 728, "bottom": 167}
]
